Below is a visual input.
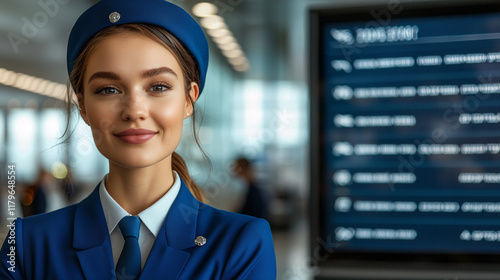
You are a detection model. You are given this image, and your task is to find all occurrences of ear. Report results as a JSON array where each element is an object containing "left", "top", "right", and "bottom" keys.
[
  {"left": 77, "top": 93, "right": 90, "bottom": 126},
  {"left": 184, "top": 82, "right": 199, "bottom": 119}
]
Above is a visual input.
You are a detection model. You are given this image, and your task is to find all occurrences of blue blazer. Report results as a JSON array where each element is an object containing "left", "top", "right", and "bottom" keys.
[{"left": 0, "top": 180, "right": 276, "bottom": 279}]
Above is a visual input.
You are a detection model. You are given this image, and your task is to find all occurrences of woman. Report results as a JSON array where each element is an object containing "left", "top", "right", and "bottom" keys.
[{"left": 0, "top": 0, "right": 276, "bottom": 279}]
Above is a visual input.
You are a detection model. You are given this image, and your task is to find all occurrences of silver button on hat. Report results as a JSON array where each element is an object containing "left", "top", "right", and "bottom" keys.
[
  {"left": 194, "top": 236, "right": 206, "bottom": 247},
  {"left": 109, "top": 12, "right": 121, "bottom": 23}
]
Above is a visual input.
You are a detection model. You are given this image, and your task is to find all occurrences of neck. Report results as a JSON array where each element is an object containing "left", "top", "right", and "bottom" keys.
[{"left": 105, "top": 158, "right": 174, "bottom": 215}]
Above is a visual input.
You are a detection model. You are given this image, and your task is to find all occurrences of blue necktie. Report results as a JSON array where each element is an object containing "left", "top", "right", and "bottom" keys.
[{"left": 116, "top": 216, "right": 141, "bottom": 280}]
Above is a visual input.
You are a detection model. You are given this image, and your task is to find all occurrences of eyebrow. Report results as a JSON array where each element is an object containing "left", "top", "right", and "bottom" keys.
[
  {"left": 141, "top": 67, "right": 178, "bottom": 79},
  {"left": 87, "top": 71, "right": 120, "bottom": 83},
  {"left": 87, "top": 67, "right": 178, "bottom": 84}
]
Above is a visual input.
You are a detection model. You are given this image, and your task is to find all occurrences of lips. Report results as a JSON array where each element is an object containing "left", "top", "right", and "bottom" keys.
[{"left": 114, "top": 128, "right": 157, "bottom": 144}]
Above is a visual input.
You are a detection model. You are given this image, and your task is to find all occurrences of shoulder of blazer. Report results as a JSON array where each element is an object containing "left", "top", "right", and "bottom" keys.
[
  {"left": 19, "top": 183, "right": 101, "bottom": 238},
  {"left": 168, "top": 178, "right": 270, "bottom": 247},
  {"left": 197, "top": 201, "right": 257, "bottom": 227},
  {"left": 0, "top": 199, "right": 80, "bottom": 280},
  {"left": 16, "top": 200, "right": 79, "bottom": 238},
  {"left": 172, "top": 182, "right": 276, "bottom": 279},
  {"left": 12, "top": 183, "right": 104, "bottom": 250},
  {"left": 195, "top": 203, "right": 277, "bottom": 279}
]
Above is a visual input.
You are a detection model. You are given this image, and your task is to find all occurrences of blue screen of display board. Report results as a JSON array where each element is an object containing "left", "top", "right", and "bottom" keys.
[{"left": 321, "top": 10, "right": 500, "bottom": 254}]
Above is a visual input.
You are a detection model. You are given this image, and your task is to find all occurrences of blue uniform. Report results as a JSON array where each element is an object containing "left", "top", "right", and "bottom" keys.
[{"left": 0, "top": 179, "right": 276, "bottom": 279}]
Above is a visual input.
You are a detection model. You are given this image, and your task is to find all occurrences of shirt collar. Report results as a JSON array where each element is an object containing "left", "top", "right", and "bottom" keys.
[{"left": 99, "top": 171, "right": 182, "bottom": 237}]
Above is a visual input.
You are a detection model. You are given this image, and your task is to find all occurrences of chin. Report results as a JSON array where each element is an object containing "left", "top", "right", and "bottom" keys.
[
  {"left": 105, "top": 152, "right": 172, "bottom": 170},
  {"left": 111, "top": 159, "right": 164, "bottom": 170}
]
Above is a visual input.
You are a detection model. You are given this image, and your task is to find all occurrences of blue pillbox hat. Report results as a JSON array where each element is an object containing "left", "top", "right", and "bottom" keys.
[{"left": 67, "top": 0, "right": 209, "bottom": 93}]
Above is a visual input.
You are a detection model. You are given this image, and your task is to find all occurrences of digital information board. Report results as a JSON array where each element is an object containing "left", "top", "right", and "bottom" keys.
[{"left": 318, "top": 6, "right": 500, "bottom": 257}]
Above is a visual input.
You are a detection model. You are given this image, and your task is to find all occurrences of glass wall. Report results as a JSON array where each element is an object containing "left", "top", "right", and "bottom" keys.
[{"left": 7, "top": 109, "right": 38, "bottom": 182}]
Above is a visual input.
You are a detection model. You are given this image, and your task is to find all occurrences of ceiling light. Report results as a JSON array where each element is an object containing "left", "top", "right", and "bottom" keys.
[
  {"left": 234, "top": 63, "right": 250, "bottom": 72},
  {"left": 0, "top": 68, "right": 68, "bottom": 100},
  {"left": 222, "top": 49, "right": 243, "bottom": 58},
  {"left": 218, "top": 42, "right": 240, "bottom": 51},
  {"left": 0, "top": 69, "right": 14, "bottom": 85},
  {"left": 192, "top": 2, "right": 218, "bottom": 17},
  {"left": 5, "top": 71, "right": 16, "bottom": 86},
  {"left": 43, "top": 82, "right": 57, "bottom": 96},
  {"left": 200, "top": 15, "right": 226, "bottom": 30},
  {"left": 14, "top": 74, "right": 27, "bottom": 88},
  {"left": 29, "top": 78, "right": 42, "bottom": 93},
  {"left": 213, "top": 35, "right": 235, "bottom": 45},
  {"left": 228, "top": 56, "right": 248, "bottom": 66},
  {"left": 207, "top": 28, "right": 231, "bottom": 38},
  {"left": 37, "top": 80, "right": 49, "bottom": 94},
  {"left": 192, "top": 5, "right": 250, "bottom": 73}
]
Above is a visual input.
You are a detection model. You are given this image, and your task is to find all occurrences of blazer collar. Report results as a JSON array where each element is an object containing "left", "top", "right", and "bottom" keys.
[
  {"left": 73, "top": 184, "right": 109, "bottom": 249},
  {"left": 139, "top": 178, "right": 200, "bottom": 279},
  {"left": 163, "top": 178, "right": 200, "bottom": 250},
  {"left": 73, "top": 184, "right": 115, "bottom": 280}
]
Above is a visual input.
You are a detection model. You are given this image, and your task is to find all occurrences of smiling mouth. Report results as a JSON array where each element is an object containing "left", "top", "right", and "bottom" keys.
[{"left": 114, "top": 128, "right": 158, "bottom": 144}]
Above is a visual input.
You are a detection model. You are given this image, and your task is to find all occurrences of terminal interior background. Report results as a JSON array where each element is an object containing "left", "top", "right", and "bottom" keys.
[{"left": 0, "top": 0, "right": 476, "bottom": 279}]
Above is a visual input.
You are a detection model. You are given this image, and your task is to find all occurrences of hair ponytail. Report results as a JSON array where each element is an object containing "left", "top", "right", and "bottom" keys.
[{"left": 172, "top": 152, "right": 206, "bottom": 203}]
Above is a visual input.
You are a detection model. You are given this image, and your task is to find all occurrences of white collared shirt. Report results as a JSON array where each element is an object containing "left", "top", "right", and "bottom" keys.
[{"left": 99, "top": 171, "right": 181, "bottom": 269}]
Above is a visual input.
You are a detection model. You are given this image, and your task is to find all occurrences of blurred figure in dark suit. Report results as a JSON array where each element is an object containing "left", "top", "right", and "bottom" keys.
[
  {"left": 21, "top": 170, "right": 51, "bottom": 217},
  {"left": 232, "top": 157, "right": 268, "bottom": 220}
]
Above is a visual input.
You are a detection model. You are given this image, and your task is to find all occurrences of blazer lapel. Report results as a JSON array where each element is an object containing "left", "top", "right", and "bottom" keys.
[
  {"left": 139, "top": 179, "right": 199, "bottom": 280},
  {"left": 73, "top": 185, "right": 115, "bottom": 280}
]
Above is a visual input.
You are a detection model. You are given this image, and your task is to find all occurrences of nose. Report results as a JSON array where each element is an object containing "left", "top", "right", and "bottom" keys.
[{"left": 120, "top": 91, "right": 148, "bottom": 121}]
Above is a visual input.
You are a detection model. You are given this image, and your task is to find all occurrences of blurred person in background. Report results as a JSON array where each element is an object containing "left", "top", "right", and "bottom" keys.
[
  {"left": 21, "top": 170, "right": 50, "bottom": 217},
  {"left": 60, "top": 170, "right": 81, "bottom": 205},
  {"left": 232, "top": 157, "right": 269, "bottom": 220}
]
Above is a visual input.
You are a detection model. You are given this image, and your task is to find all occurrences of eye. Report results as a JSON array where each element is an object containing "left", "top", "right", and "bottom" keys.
[
  {"left": 148, "top": 83, "right": 172, "bottom": 93},
  {"left": 95, "top": 86, "right": 120, "bottom": 95}
]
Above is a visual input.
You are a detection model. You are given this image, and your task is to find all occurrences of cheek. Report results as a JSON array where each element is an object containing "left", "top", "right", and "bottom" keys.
[
  {"left": 153, "top": 100, "right": 186, "bottom": 128},
  {"left": 85, "top": 102, "right": 118, "bottom": 132}
]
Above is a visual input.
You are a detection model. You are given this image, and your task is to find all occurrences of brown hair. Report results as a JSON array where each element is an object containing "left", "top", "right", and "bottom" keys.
[{"left": 65, "top": 23, "right": 207, "bottom": 203}]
